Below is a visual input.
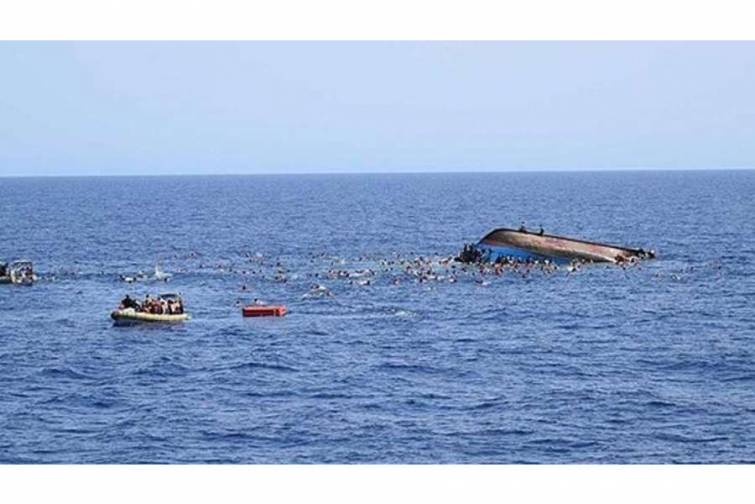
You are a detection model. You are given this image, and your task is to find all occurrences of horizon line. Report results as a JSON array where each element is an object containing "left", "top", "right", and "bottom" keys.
[{"left": 1, "top": 166, "right": 754, "bottom": 179}]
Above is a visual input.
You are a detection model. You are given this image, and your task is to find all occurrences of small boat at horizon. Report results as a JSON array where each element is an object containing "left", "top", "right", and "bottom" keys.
[
  {"left": 470, "top": 227, "right": 655, "bottom": 264},
  {"left": 0, "top": 260, "right": 37, "bottom": 285}
]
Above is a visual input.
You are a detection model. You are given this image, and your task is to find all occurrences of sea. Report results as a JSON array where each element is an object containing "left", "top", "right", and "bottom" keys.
[{"left": 1, "top": 170, "right": 753, "bottom": 463}]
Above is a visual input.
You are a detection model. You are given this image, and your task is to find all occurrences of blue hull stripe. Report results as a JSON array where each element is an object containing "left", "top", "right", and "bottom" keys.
[{"left": 476, "top": 243, "right": 569, "bottom": 264}]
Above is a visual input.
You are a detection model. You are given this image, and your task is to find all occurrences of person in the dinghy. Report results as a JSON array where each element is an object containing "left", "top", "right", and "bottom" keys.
[{"left": 118, "top": 293, "right": 184, "bottom": 315}]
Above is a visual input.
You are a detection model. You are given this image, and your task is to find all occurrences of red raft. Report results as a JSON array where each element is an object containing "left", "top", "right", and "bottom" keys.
[{"left": 242, "top": 305, "right": 287, "bottom": 317}]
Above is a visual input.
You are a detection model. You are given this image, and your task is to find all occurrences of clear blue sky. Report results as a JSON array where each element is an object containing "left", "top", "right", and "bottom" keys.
[{"left": 1, "top": 42, "right": 754, "bottom": 176}]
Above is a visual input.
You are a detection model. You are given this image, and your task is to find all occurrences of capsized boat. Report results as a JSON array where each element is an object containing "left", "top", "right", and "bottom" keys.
[
  {"left": 0, "top": 260, "right": 37, "bottom": 285},
  {"left": 471, "top": 227, "right": 655, "bottom": 264}
]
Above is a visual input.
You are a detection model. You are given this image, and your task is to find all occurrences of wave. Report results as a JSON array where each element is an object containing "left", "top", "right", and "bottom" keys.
[
  {"left": 374, "top": 362, "right": 450, "bottom": 375},
  {"left": 224, "top": 361, "right": 298, "bottom": 373},
  {"left": 654, "top": 433, "right": 729, "bottom": 444},
  {"left": 134, "top": 362, "right": 194, "bottom": 377},
  {"left": 39, "top": 366, "right": 96, "bottom": 381}
]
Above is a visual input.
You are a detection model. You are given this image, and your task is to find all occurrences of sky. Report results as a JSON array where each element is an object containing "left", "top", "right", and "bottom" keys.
[{"left": 1, "top": 41, "right": 754, "bottom": 176}]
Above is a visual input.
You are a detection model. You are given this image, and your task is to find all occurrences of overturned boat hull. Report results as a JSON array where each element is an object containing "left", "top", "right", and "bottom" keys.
[
  {"left": 476, "top": 228, "right": 653, "bottom": 264},
  {"left": 111, "top": 308, "right": 189, "bottom": 326}
]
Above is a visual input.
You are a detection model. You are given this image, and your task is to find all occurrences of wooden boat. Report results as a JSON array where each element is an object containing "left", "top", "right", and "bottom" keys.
[
  {"left": 242, "top": 305, "right": 287, "bottom": 317},
  {"left": 476, "top": 227, "right": 654, "bottom": 264}
]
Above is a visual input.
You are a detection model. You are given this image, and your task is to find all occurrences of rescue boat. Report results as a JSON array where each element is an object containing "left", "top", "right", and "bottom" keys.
[
  {"left": 242, "top": 305, "right": 287, "bottom": 317},
  {"left": 111, "top": 308, "right": 190, "bottom": 325},
  {"left": 110, "top": 293, "right": 189, "bottom": 325},
  {"left": 474, "top": 227, "right": 655, "bottom": 264}
]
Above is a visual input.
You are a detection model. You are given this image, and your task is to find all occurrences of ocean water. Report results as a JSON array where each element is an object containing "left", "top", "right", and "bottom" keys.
[{"left": 0, "top": 170, "right": 754, "bottom": 463}]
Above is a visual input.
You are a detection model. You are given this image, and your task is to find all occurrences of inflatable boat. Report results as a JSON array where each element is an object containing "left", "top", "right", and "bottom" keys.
[
  {"left": 474, "top": 227, "right": 655, "bottom": 264},
  {"left": 111, "top": 308, "right": 190, "bottom": 325}
]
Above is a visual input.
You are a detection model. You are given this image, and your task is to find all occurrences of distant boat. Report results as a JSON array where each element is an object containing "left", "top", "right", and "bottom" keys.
[
  {"left": 474, "top": 227, "right": 654, "bottom": 264},
  {"left": 0, "top": 260, "right": 37, "bottom": 285}
]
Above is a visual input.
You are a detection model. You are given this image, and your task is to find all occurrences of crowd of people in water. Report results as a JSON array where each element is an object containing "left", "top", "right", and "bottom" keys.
[
  {"left": 105, "top": 240, "right": 652, "bottom": 315},
  {"left": 119, "top": 294, "right": 184, "bottom": 315},
  {"left": 114, "top": 241, "right": 615, "bottom": 293},
  {"left": 7, "top": 229, "right": 660, "bottom": 323},
  {"left": 301, "top": 248, "right": 585, "bottom": 289},
  {"left": 458, "top": 243, "right": 485, "bottom": 263}
]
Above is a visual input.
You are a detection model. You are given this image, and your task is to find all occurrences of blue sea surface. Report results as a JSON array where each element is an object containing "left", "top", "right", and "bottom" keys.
[{"left": 1, "top": 171, "right": 754, "bottom": 463}]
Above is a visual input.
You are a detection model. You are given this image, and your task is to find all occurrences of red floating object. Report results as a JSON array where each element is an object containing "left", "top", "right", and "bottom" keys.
[{"left": 242, "top": 305, "right": 287, "bottom": 317}]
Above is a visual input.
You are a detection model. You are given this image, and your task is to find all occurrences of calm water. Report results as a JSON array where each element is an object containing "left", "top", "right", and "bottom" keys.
[{"left": 1, "top": 171, "right": 754, "bottom": 463}]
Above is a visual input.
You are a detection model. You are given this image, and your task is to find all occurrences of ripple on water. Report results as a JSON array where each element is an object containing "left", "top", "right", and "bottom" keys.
[
  {"left": 38, "top": 366, "right": 96, "bottom": 381},
  {"left": 223, "top": 361, "right": 299, "bottom": 373}
]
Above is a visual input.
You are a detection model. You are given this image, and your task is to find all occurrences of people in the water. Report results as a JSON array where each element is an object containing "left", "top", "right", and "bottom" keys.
[
  {"left": 106, "top": 235, "right": 652, "bottom": 320},
  {"left": 457, "top": 243, "right": 483, "bottom": 263}
]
